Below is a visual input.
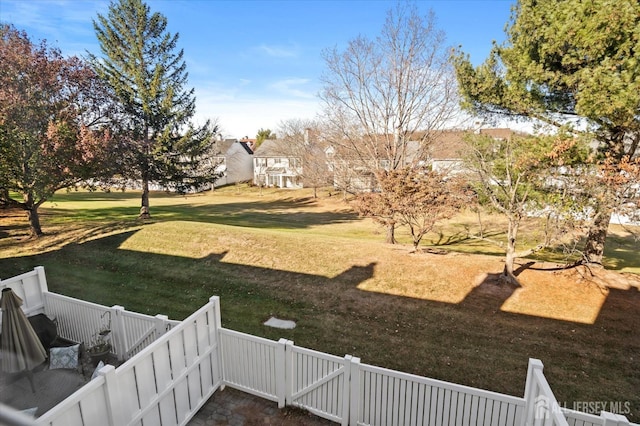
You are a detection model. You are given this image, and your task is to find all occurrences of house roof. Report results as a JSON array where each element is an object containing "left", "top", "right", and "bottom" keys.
[
  {"left": 429, "top": 128, "right": 524, "bottom": 160},
  {"left": 253, "top": 139, "right": 288, "bottom": 157},
  {"left": 479, "top": 128, "right": 515, "bottom": 139},
  {"left": 211, "top": 139, "right": 254, "bottom": 156},
  {"left": 238, "top": 141, "right": 254, "bottom": 155},
  {"left": 211, "top": 139, "right": 236, "bottom": 156},
  {"left": 429, "top": 130, "right": 467, "bottom": 160}
]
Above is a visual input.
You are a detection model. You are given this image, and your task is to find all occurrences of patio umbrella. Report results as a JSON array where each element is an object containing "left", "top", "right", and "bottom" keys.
[{"left": 1, "top": 288, "right": 47, "bottom": 375}]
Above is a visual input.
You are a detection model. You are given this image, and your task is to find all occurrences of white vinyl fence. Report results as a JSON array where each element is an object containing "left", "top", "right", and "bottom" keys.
[
  {"left": 218, "top": 328, "right": 527, "bottom": 426},
  {"left": 218, "top": 328, "right": 286, "bottom": 406},
  {"left": 1, "top": 267, "right": 637, "bottom": 426},
  {"left": 0, "top": 267, "right": 179, "bottom": 361},
  {"left": 218, "top": 332, "right": 637, "bottom": 426},
  {"left": 44, "top": 292, "right": 178, "bottom": 360},
  {"left": 0, "top": 266, "right": 49, "bottom": 320},
  {"left": 35, "top": 296, "right": 222, "bottom": 426},
  {"left": 351, "top": 360, "right": 525, "bottom": 426}
]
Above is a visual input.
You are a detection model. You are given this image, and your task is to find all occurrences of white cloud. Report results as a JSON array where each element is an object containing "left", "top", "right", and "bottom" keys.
[
  {"left": 193, "top": 93, "right": 321, "bottom": 139},
  {"left": 268, "top": 78, "right": 315, "bottom": 99},
  {"left": 257, "top": 43, "right": 298, "bottom": 58},
  {"left": 3, "top": 0, "right": 108, "bottom": 57}
]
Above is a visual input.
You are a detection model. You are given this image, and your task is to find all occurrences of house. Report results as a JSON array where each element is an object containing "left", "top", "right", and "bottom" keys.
[
  {"left": 427, "top": 129, "right": 468, "bottom": 174},
  {"left": 327, "top": 128, "right": 523, "bottom": 193},
  {"left": 205, "top": 138, "right": 254, "bottom": 189},
  {"left": 252, "top": 139, "right": 303, "bottom": 188},
  {"left": 327, "top": 139, "right": 425, "bottom": 193}
]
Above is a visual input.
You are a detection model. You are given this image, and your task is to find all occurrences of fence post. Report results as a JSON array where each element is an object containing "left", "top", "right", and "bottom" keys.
[
  {"left": 209, "top": 296, "right": 224, "bottom": 390},
  {"left": 99, "top": 364, "right": 125, "bottom": 426},
  {"left": 349, "top": 356, "right": 361, "bottom": 426},
  {"left": 110, "top": 305, "right": 127, "bottom": 361},
  {"left": 154, "top": 314, "right": 169, "bottom": 337},
  {"left": 284, "top": 339, "right": 295, "bottom": 406},
  {"left": 276, "top": 338, "right": 289, "bottom": 408},
  {"left": 209, "top": 296, "right": 225, "bottom": 390},
  {"left": 522, "top": 358, "right": 544, "bottom": 426},
  {"left": 35, "top": 266, "right": 49, "bottom": 293}
]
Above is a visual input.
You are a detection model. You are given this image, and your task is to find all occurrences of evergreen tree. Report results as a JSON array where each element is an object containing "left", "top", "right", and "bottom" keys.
[
  {"left": 92, "top": 0, "right": 216, "bottom": 218},
  {"left": 255, "top": 128, "right": 276, "bottom": 149},
  {"left": 453, "top": 0, "right": 640, "bottom": 265}
]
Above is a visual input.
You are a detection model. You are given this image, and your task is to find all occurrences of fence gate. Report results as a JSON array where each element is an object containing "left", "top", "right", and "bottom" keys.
[{"left": 286, "top": 343, "right": 351, "bottom": 425}]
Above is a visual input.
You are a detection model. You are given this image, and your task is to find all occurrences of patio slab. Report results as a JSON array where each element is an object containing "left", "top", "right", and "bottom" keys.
[
  {"left": 188, "top": 386, "right": 336, "bottom": 426},
  {"left": 0, "top": 366, "right": 86, "bottom": 417}
]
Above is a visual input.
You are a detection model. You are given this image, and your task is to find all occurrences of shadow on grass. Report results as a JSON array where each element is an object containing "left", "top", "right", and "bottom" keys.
[
  {"left": 0, "top": 229, "right": 638, "bottom": 418},
  {"left": 37, "top": 197, "right": 359, "bottom": 230}
]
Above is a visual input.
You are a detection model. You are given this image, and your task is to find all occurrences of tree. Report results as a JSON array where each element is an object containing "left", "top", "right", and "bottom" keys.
[
  {"left": 463, "top": 131, "right": 589, "bottom": 283},
  {"left": 354, "top": 168, "right": 469, "bottom": 250},
  {"left": 255, "top": 128, "right": 276, "bottom": 149},
  {"left": 92, "top": 0, "right": 215, "bottom": 219},
  {"left": 0, "top": 25, "right": 114, "bottom": 237},
  {"left": 453, "top": 0, "right": 640, "bottom": 265},
  {"left": 320, "top": 1, "right": 459, "bottom": 243},
  {"left": 276, "top": 119, "right": 332, "bottom": 198}
]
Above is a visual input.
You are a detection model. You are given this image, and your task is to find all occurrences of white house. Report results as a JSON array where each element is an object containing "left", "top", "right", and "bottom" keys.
[
  {"left": 252, "top": 139, "right": 303, "bottom": 188},
  {"left": 206, "top": 139, "right": 254, "bottom": 189}
]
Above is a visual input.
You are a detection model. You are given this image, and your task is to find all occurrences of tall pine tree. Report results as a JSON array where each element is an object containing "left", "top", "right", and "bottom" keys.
[{"left": 92, "top": 0, "right": 216, "bottom": 218}]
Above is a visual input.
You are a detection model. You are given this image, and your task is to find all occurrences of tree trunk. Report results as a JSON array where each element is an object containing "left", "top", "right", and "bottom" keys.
[
  {"left": 385, "top": 223, "right": 396, "bottom": 244},
  {"left": 23, "top": 192, "right": 44, "bottom": 237},
  {"left": 0, "top": 188, "right": 9, "bottom": 204},
  {"left": 501, "top": 217, "right": 519, "bottom": 285},
  {"left": 583, "top": 207, "right": 612, "bottom": 266},
  {"left": 139, "top": 178, "right": 151, "bottom": 219}
]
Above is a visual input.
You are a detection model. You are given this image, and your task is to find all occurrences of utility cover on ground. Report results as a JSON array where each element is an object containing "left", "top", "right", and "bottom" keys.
[{"left": 263, "top": 317, "right": 296, "bottom": 329}]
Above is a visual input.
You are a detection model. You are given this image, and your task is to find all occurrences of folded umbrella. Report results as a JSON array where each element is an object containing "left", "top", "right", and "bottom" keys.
[{"left": 1, "top": 288, "right": 47, "bottom": 374}]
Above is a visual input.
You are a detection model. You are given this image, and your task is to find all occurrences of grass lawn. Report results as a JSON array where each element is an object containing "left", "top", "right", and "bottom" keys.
[{"left": 1, "top": 185, "right": 638, "bottom": 421}]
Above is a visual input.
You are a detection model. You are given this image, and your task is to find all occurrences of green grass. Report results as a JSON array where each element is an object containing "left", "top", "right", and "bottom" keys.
[{"left": 1, "top": 185, "right": 638, "bottom": 420}]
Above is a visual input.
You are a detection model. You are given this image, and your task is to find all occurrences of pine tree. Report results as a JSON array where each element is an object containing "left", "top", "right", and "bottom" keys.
[
  {"left": 453, "top": 0, "right": 640, "bottom": 265},
  {"left": 92, "top": 0, "right": 215, "bottom": 218}
]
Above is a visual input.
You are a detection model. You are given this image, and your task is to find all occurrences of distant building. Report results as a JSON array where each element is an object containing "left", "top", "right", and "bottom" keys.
[
  {"left": 252, "top": 139, "right": 303, "bottom": 188},
  {"left": 206, "top": 138, "right": 254, "bottom": 189}
]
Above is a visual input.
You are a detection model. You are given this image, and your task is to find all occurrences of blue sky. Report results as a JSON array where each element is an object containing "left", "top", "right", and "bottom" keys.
[{"left": 0, "top": 0, "right": 515, "bottom": 139}]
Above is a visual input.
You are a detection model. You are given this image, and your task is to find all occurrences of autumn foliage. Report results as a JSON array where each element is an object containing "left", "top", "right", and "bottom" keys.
[
  {"left": 353, "top": 168, "right": 471, "bottom": 249},
  {"left": 0, "top": 24, "right": 114, "bottom": 236}
]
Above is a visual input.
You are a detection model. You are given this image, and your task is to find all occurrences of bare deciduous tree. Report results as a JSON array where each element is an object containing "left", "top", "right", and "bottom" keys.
[
  {"left": 276, "top": 118, "right": 332, "bottom": 198},
  {"left": 320, "top": 1, "right": 459, "bottom": 243}
]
